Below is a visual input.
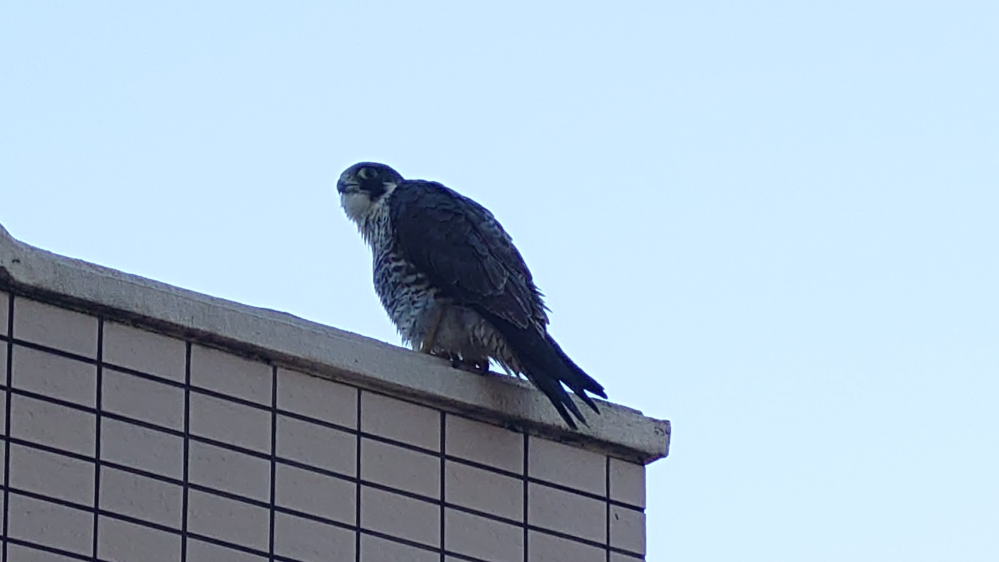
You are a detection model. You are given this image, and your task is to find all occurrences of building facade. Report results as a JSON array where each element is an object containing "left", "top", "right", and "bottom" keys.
[{"left": 0, "top": 224, "right": 668, "bottom": 562}]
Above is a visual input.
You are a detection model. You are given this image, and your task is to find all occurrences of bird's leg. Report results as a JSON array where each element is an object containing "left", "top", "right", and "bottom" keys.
[{"left": 420, "top": 307, "right": 445, "bottom": 354}]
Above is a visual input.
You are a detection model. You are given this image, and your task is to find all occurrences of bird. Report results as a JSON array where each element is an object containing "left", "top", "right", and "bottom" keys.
[{"left": 336, "top": 162, "right": 606, "bottom": 429}]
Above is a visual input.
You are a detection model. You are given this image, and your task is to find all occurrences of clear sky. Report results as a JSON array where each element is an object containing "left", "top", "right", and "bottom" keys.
[{"left": 2, "top": 2, "right": 997, "bottom": 560}]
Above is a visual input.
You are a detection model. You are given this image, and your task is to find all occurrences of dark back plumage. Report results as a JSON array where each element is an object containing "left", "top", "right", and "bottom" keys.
[
  {"left": 387, "top": 180, "right": 607, "bottom": 427},
  {"left": 389, "top": 182, "right": 547, "bottom": 330}
]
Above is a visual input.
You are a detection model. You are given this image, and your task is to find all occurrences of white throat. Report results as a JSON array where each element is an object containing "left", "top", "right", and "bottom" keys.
[
  {"left": 340, "top": 181, "right": 397, "bottom": 246},
  {"left": 340, "top": 191, "right": 375, "bottom": 224}
]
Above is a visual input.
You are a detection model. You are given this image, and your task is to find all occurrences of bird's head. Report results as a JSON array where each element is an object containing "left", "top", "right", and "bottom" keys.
[{"left": 337, "top": 162, "right": 403, "bottom": 223}]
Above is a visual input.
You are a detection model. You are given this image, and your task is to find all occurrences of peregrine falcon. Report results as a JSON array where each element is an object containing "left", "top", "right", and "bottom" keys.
[{"left": 337, "top": 162, "right": 606, "bottom": 429}]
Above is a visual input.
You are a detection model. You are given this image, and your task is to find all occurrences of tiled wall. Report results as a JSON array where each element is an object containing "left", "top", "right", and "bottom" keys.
[{"left": 0, "top": 291, "right": 647, "bottom": 562}]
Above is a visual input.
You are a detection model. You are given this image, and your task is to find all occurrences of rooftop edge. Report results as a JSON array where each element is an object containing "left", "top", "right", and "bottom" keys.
[{"left": 0, "top": 223, "right": 669, "bottom": 464}]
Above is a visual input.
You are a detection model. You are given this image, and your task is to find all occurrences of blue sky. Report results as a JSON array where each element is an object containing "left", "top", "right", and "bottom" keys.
[{"left": 2, "top": 2, "right": 997, "bottom": 560}]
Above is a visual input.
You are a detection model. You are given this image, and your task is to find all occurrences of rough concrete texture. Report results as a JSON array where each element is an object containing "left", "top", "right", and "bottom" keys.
[{"left": 0, "top": 223, "right": 669, "bottom": 463}]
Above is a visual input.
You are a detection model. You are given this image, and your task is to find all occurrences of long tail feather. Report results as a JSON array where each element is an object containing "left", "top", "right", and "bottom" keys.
[{"left": 483, "top": 313, "right": 605, "bottom": 428}]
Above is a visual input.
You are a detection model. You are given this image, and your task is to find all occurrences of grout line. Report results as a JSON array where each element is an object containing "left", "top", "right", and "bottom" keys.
[
  {"left": 98, "top": 506, "right": 183, "bottom": 536},
  {"left": 5, "top": 537, "right": 94, "bottom": 562},
  {"left": 5, "top": 387, "right": 99, "bottom": 415},
  {"left": 524, "top": 432, "right": 530, "bottom": 562},
  {"left": 608, "top": 546, "right": 647, "bottom": 559},
  {"left": 354, "top": 424, "right": 438, "bottom": 456},
  {"left": 7, "top": 381, "right": 644, "bottom": 504},
  {"left": 1, "top": 361, "right": 643, "bottom": 507},
  {"left": 524, "top": 475, "right": 633, "bottom": 507},
  {"left": 100, "top": 361, "right": 185, "bottom": 389},
  {"left": 355, "top": 389, "right": 362, "bottom": 562},
  {"left": 443, "top": 550, "right": 499, "bottom": 562},
  {"left": 441, "top": 453, "right": 522, "bottom": 481},
  {"left": 606, "top": 455, "right": 611, "bottom": 562},
  {"left": 180, "top": 341, "right": 192, "bottom": 562},
  {"left": 276, "top": 407, "right": 357, "bottom": 436},
  {"left": 268, "top": 504, "right": 355, "bottom": 534},
  {"left": 7, "top": 425, "right": 609, "bottom": 539},
  {"left": 267, "top": 366, "right": 277, "bottom": 560},
  {"left": 269, "top": 366, "right": 278, "bottom": 560},
  {"left": 4, "top": 336, "right": 98, "bottom": 366},
  {"left": 356, "top": 528, "right": 446, "bottom": 559},
  {"left": 92, "top": 318, "right": 105, "bottom": 560},
  {"left": 102, "top": 410, "right": 185, "bottom": 438},
  {"left": 440, "top": 411, "right": 446, "bottom": 562},
  {"left": 273, "top": 456, "right": 355, "bottom": 485},
  {"left": 5, "top": 487, "right": 104, "bottom": 518},
  {"left": 2, "top": 294, "right": 14, "bottom": 562},
  {"left": 185, "top": 530, "right": 272, "bottom": 559},
  {"left": 13, "top": 482, "right": 652, "bottom": 556},
  {"left": 4, "top": 437, "right": 97, "bottom": 464},
  {"left": 6, "top": 486, "right": 182, "bottom": 536},
  {"left": 6, "top": 481, "right": 643, "bottom": 561},
  {"left": 0, "top": 295, "right": 643, "bottom": 561},
  {"left": 524, "top": 523, "right": 624, "bottom": 553}
]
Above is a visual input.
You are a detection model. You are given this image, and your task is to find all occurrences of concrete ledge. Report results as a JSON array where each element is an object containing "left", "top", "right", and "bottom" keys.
[{"left": 0, "top": 224, "right": 669, "bottom": 463}]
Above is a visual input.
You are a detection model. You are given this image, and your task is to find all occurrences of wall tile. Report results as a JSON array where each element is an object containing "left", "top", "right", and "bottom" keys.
[
  {"left": 7, "top": 493, "right": 93, "bottom": 556},
  {"left": 362, "top": 438, "right": 440, "bottom": 499},
  {"left": 103, "top": 368, "right": 184, "bottom": 430},
  {"left": 273, "top": 512, "right": 355, "bottom": 562},
  {"left": 8, "top": 444, "right": 94, "bottom": 505},
  {"left": 10, "top": 394, "right": 96, "bottom": 457},
  {"left": 186, "top": 538, "right": 268, "bottom": 562},
  {"left": 275, "top": 463, "right": 356, "bottom": 524},
  {"left": 101, "top": 418, "right": 184, "bottom": 479},
  {"left": 187, "top": 490, "right": 270, "bottom": 554},
  {"left": 0, "top": 298, "right": 650, "bottom": 562},
  {"left": 361, "top": 486, "right": 440, "bottom": 548},
  {"left": 6, "top": 543, "right": 81, "bottom": 562},
  {"left": 190, "top": 345, "right": 271, "bottom": 405},
  {"left": 446, "top": 414, "right": 523, "bottom": 474},
  {"left": 360, "top": 534, "right": 439, "bottom": 562},
  {"left": 11, "top": 345, "right": 97, "bottom": 407},
  {"left": 189, "top": 392, "right": 271, "bottom": 454},
  {"left": 445, "top": 508, "right": 524, "bottom": 562},
  {"left": 528, "top": 483, "right": 606, "bottom": 544},
  {"left": 277, "top": 368, "right": 357, "bottom": 428},
  {"left": 188, "top": 440, "right": 270, "bottom": 502},
  {"left": 276, "top": 415, "right": 356, "bottom": 476},
  {"left": 610, "top": 552, "right": 646, "bottom": 562},
  {"left": 528, "top": 437, "right": 605, "bottom": 496},
  {"left": 609, "top": 458, "right": 645, "bottom": 509},
  {"left": 103, "top": 322, "right": 186, "bottom": 382},
  {"left": 13, "top": 298, "right": 98, "bottom": 358},
  {"left": 527, "top": 531, "right": 604, "bottom": 562},
  {"left": 100, "top": 466, "right": 184, "bottom": 529},
  {"left": 98, "top": 516, "right": 182, "bottom": 562},
  {"left": 361, "top": 391, "right": 440, "bottom": 452},
  {"left": 445, "top": 460, "right": 523, "bottom": 522},
  {"left": 610, "top": 505, "right": 646, "bottom": 555}
]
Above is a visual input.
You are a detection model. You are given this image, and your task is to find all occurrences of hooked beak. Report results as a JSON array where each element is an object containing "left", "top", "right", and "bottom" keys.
[{"left": 337, "top": 178, "right": 360, "bottom": 194}]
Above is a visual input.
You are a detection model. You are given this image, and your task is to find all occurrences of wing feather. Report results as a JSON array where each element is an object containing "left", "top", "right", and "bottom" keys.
[
  {"left": 389, "top": 180, "right": 606, "bottom": 428},
  {"left": 389, "top": 181, "right": 546, "bottom": 330}
]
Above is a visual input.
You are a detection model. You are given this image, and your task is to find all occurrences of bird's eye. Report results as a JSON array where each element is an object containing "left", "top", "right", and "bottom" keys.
[{"left": 358, "top": 167, "right": 378, "bottom": 180}]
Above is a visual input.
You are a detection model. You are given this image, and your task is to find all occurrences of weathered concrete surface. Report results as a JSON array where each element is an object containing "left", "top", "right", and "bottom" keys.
[{"left": 0, "top": 223, "right": 669, "bottom": 463}]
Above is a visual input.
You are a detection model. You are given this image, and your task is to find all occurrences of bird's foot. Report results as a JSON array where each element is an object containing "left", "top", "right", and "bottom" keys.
[
  {"left": 468, "top": 359, "right": 490, "bottom": 375},
  {"left": 447, "top": 354, "right": 490, "bottom": 375}
]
